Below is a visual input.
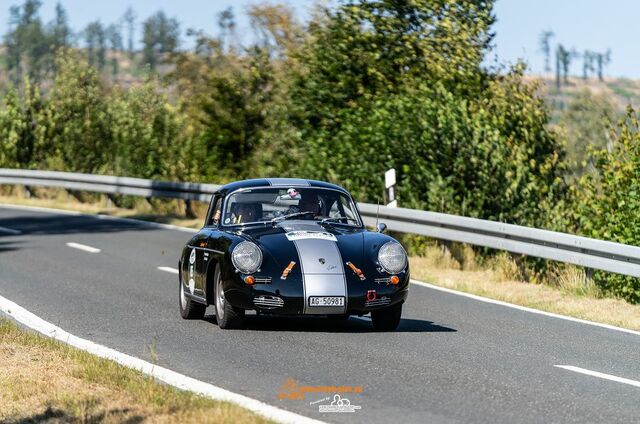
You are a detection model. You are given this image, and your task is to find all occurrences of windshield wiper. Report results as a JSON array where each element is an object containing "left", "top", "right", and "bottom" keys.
[
  {"left": 319, "top": 217, "right": 359, "bottom": 226},
  {"left": 271, "top": 211, "right": 315, "bottom": 224}
]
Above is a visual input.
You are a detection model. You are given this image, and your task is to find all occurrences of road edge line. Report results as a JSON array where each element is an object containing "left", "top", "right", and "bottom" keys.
[
  {"left": 410, "top": 279, "right": 640, "bottom": 337},
  {"left": 0, "top": 294, "right": 326, "bottom": 424},
  {"left": 554, "top": 365, "right": 640, "bottom": 388},
  {"left": 0, "top": 203, "right": 197, "bottom": 233}
]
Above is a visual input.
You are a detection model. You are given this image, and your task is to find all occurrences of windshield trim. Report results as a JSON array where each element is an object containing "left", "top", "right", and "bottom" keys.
[{"left": 220, "top": 186, "right": 364, "bottom": 230}]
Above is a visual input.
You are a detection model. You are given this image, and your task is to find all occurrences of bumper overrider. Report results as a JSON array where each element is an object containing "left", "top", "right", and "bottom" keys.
[{"left": 223, "top": 268, "right": 410, "bottom": 316}]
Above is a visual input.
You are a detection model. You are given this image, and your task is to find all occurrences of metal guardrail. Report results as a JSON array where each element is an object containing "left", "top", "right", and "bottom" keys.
[
  {"left": 2, "top": 169, "right": 640, "bottom": 277},
  {"left": 0, "top": 169, "right": 220, "bottom": 202}
]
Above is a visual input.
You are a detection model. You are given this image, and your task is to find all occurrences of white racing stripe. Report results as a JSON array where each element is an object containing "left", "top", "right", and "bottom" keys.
[
  {"left": 66, "top": 242, "right": 101, "bottom": 253},
  {"left": 555, "top": 365, "right": 640, "bottom": 388},
  {"left": 158, "top": 266, "right": 179, "bottom": 275},
  {"left": 0, "top": 225, "right": 21, "bottom": 235},
  {"left": 0, "top": 294, "right": 326, "bottom": 424},
  {"left": 410, "top": 279, "right": 640, "bottom": 338}
]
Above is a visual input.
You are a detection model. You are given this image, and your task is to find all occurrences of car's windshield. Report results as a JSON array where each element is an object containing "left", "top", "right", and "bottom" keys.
[{"left": 222, "top": 187, "right": 362, "bottom": 227}]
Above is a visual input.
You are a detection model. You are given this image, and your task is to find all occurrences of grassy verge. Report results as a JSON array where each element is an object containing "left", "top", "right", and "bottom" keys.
[
  {"left": 0, "top": 319, "right": 272, "bottom": 423},
  {"left": 410, "top": 246, "right": 640, "bottom": 331},
  {"left": 2, "top": 189, "right": 640, "bottom": 332}
]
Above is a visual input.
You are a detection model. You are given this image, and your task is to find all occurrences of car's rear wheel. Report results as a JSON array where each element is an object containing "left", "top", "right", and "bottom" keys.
[
  {"left": 179, "top": 269, "right": 206, "bottom": 320},
  {"left": 214, "top": 264, "right": 245, "bottom": 329},
  {"left": 371, "top": 303, "right": 402, "bottom": 331}
]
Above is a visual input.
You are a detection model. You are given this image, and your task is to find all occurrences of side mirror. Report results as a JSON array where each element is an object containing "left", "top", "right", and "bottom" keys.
[{"left": 376, "top": 223, "right": 387, "bottom": 233}]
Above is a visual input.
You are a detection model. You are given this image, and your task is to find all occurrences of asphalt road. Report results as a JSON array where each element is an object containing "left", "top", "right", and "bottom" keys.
[{"left": 1, "top": 204, "right": 639, "bottom": 424}]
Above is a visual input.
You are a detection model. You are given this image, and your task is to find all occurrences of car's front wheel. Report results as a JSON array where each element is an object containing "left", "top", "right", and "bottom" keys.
[
  {"left": 214, "top": 264, "right": 245, "bottom": 329},
  {"left": 179, "top": 269, "right": 206, "bottom": 320},
  {"left": 371, "top": 303, "right": 402, "bottom": 331}
]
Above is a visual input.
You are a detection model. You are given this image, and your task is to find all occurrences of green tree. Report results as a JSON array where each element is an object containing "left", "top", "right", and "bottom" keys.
[
  {"left": 50, "top": 2, "right": 71, "bottom": 52},
  {"left": 290, "top": 0, "right": 568, "bottom": 230},
  {"left": 538, "top": 30, "right": 554, "bottom": 74},
  {"left": 38, "top": 51, "right": 110, "bottom": 173},
  {"left": 106, "top": 23, "right": 123, "bottom": 76},
  {"left": 108, "top": 81, "right": 187, "bottom": 180},
  {"left": 122, "top": 7, "right": 136, "bottom": 60},
  {"left": 559, "top": 90, "right": 615, "bottom": 177},
  {"left": 84, "top": 21, "right": 106, "bottom": 71},
  {"left": 142, "top": 11, "right": 180, "bottom": 70},
  {"left": 594, "top": 49, "right": 611, "bottom": 81},
  {"left": 0, "top": 88, "right": 24, "bottom": 167},
  {"left": 572, "top": 107, "right": 640, "bottom": 302},
  {"left": 3, "top": 0, "right": 49, "bottom": 83}
]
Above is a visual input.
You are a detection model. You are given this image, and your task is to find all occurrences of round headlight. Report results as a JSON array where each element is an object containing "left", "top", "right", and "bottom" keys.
[
  {"left": 378, "top": 242, "right": 407, "bottom": 274},
  {"left": 232, "top": 241, "right": 263, "bottom": 274}
]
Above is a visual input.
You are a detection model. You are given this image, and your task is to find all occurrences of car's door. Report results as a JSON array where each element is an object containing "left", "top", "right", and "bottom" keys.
[{"left": 197, "top": 193, "right": 224, "bottom": 299}]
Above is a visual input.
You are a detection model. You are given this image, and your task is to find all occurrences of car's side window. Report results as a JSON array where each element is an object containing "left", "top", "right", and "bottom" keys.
[{"left": 206, "top": 195, "right": 222, "bottom": 226}]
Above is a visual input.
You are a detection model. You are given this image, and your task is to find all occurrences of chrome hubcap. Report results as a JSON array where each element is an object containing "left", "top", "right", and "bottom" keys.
[{"left": 216, "top": 274, "right": 225, "bottom": 320}]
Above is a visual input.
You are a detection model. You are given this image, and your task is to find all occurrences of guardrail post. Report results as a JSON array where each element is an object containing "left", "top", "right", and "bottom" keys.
[
  {"left": 585, "top": 267, "right": 594, "bottom": 280},
  {"left": 185, "top": 199, "right": 196, "bottom": 218}
]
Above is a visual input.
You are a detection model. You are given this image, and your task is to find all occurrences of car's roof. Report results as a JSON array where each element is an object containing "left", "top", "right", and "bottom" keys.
[{"left": 217, "top": 178, "right": 350, "bottom": 196}]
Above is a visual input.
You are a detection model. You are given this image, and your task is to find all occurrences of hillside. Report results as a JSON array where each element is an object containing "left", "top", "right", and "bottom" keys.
[{"left": 526, "top": 75, "right": 640, "bottom": 121}]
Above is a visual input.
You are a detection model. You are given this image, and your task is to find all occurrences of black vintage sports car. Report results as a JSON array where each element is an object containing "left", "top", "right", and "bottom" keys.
[{"left": 179, "top": 178, "right": 409, "bottom": 330}]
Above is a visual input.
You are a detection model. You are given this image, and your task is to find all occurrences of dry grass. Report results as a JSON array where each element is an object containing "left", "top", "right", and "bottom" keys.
[
  {"left": 410, "top": 245, "right": 640, "bottom": 331},
  {"left": 0, "top": 319, "right": 272, "bottom": 423}
]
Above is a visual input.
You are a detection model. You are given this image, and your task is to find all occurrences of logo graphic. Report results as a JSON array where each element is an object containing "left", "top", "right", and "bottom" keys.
[
  {"left": 318, "top": 257, "right": 326, "bottom": 264},
  {"left": 318, "top": 394, "right": 362, "bottom": 413}
]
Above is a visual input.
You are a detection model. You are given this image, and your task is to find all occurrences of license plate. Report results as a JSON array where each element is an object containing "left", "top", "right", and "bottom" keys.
[{"left": 308, "top": 296, "right": 345, "bottom": 307}]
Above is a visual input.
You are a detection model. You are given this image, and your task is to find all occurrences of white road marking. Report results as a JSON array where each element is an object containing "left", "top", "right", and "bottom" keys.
[
  {"left": 0, "top": 204, "right": 82, "bottom": 216},
  {"left": 158, "top": 266, "right": 179, "bottom": 275},
  {"left": 0, "top": 225, "right": 21, "bottom": 235},
  {"left": 66, "top": 242, "right": 101, "bottom": 253},
  {"left": 0, "top": 294, "right": 326, "bottom": 424},
  {"left": 555, "top": 365, "right": 640, "bottom": 388},
  {"left": 410, "top": 279, "right": 640, "bottom": 338}
]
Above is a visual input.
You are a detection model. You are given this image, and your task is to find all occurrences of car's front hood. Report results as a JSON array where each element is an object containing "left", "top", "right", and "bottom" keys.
[{"left": 239, "top": 220, "right": 365, "bottom": 272}]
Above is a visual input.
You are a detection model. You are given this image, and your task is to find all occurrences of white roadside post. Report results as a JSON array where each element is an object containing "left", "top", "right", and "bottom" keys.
[{"left": 385, "top": 168, "right": 397, "bottom": 208}]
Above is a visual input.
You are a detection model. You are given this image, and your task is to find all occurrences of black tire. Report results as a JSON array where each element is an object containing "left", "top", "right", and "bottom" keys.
[
  {"left": 213, "top": 264, "right": 245, "bottom": 329},
  {"left": 179, "top": 270, "right": 206, "bottom": 320},
  {"left": 371, "top": 303, "right": 402, "bottom": 331}
]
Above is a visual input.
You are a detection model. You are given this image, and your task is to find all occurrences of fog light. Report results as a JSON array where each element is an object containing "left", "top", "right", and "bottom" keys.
[
  {"left": 390, "top": 275, "right": 400, "bottom": 285},
  {"left": 244, "top": 275, "right": 256, "bottom": 285}
]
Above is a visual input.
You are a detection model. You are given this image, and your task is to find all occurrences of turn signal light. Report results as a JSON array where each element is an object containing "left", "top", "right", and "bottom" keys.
[
  {"left": 281, "top": 261, "right": 296, "bottom": 280},
  {"left": 389, "top": 275, "right": 400, "bottom": 285},
  {"left": 346, "top": 261, "right": 366, "bottom": 281},
  {"left": 244, "top": 275, "right": 256, "bottom": 285}
]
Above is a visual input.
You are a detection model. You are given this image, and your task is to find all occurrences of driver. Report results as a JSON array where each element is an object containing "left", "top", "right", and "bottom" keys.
[
  {"left": 298, "top": 193, "right": 321, "bottom": 217},
  {"left": 231, "top": 203, "right": 257, "bottom": 224}
]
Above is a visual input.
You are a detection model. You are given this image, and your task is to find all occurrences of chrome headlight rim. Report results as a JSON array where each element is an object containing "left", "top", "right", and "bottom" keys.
[
  {"left": 231, "top": 241, "right": 263, "bottom": 274},
  {"left": 378, "top": 241, "right": 407, "bottom": 274}
]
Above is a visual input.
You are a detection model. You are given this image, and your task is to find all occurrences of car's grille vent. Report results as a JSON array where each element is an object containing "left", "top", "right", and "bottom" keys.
[
  {"left": 365, "top": 297, "right": 392, "bottom": 307},
  {"left": 253, "top": 295, "right": 284, "bottom": 309},
  {"left": 374, "top": 277, "right": 391, "bottom": 285},
  {"left": 254, "top": 276, "right": 272, "bottom": 284}
]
